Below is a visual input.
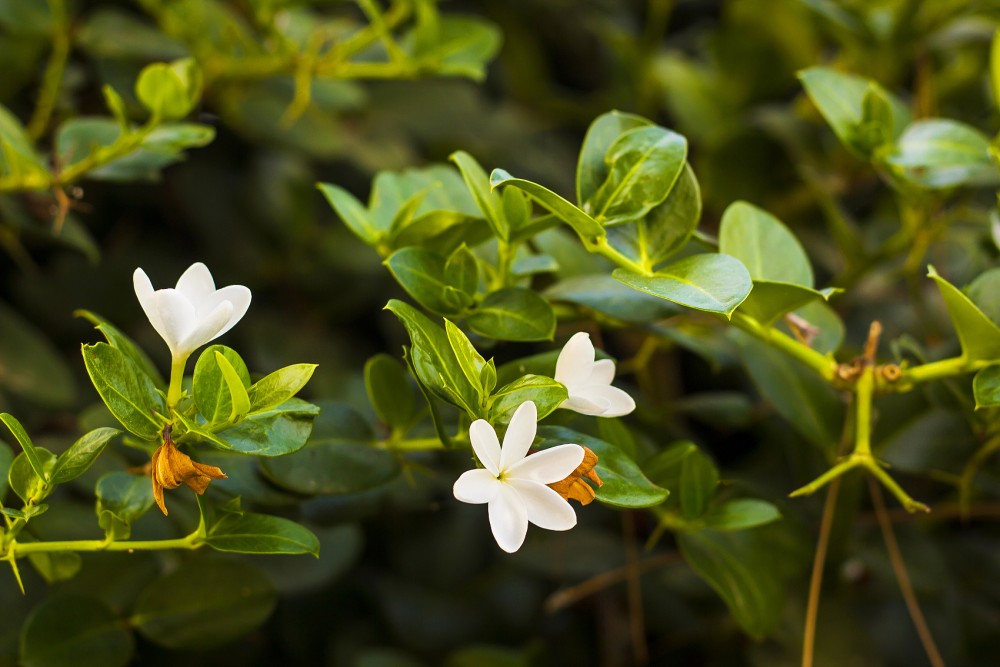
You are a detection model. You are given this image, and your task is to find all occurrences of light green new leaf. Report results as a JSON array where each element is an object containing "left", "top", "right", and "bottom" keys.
[
  {"left": 577, "top": 110, "right": 653, "bottom": 205},
  {"left": 451, "top": 151, "right": 507, "bottom": 240},
  {"left": 973, "top": 365, "right": 1000, "bottom": 410},
  {"left": 82, "top": 343, "right": 165, "bottom": 440},
  {"left": 216, "top": 352, "right": 251, "bottom": 422},
  {"left": 614, "top": 254, "right": 752, "bottom": 318},
  {"left": 9, "top": 449, "right": 55, "bottom": 503},
  {"left": 468, "top": 288, "right": 556, "bottom": 341},
  {"left": 445, "top": 319, "right": 486, "bottom": 401},
  {"left": 880, "top": 119, "right": 998, "bottom": 189},
  {"left": 0, "top": 412, "right": 47, "bottom": 482},
  {"left": 135, "top": 59, "right": 200, "bottom": 120},
  {"left": 206, "top": 512, "right": 320, "bottom": 556},
  {"left": 719, "top": 201, "right": 813, "bottom": 286},
  {"left": 20, "top": 595, "right": 134, "bottom": 667},
  {"left": 928, "top": 266, "right": 1000, "bottom": 362},
  {"left": 208, "top": 399, "right": 320, "bottom": 456},
  {"left": 192, "top": 345, "right": 251, "bottom": 426},
  {"left": 489, "top": 375, "right": 568, "bottom": 424},
  {"left": 317, "top": 183, "right": 381, "bottom": 245},
  {"left": 50, "top": 427, "right": 121, "bottom": 485},
  {"left": 248, "top": 363, "right": 317, "bottom": 415},
  {"left": 0, "top": 104, "right": 48, "bottom": 181},
  {"left": 702, "top": 499, "right": 781, "bottom": 531},
  {"left": 490, "top": 169, "right": 605, "bottom": 241},
  {"left": 444, "top": 244, "right": 479, "bottom": 299}
]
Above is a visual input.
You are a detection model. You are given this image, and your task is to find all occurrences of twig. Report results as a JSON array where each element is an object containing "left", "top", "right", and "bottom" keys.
[
  {"left": 544, "top": 551, "right": 682, "bottom": 613},
  {"left": 801, "top": 475, "right": 842, "bottom": 667},
  {"left": 622, "top": 512, "right": 648, "bottom": 665}
]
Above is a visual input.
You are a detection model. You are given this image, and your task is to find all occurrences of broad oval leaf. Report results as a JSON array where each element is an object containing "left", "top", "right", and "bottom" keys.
[
  {"left": 95, "top": 471, "right": 155, "bottom": 539},
  {"left": 9, "top": 449, "right": 55, "bottom": 503},
  {"left": 75, "top": 310, "right": 165, "bottom": 387},
  {"left": 261, "top": 442, "right": 401, "bottom": 495},
  {"left": 20, "top": 595, "right": 133, "bottom": 667},
  {"left": 50, "top": 427, "right": 121, "bottom": 485},
  {"left": 702, "top": 499, "right": 782, "bottom": 531},
  {"left": 364, "top": 354, "right": 419, "bottom": 429},
  {"left": 576, "top": 110, "right": 653, "bottom": 205},
  {"left": 613, "top": 254, "right": 752, "bottom": 318},
  {"left": 206, "top": 512, "right": 320, "bottom": 556},
  {"left": 82, "top": 343, "right": 165, "bottom": 440},
  {"left": 467, "top": 288, "right": 556, "bottom": 342},
  {"left": 386, "top": 247, "right": 466, "bottom": 316},
  {"left": 450, "top": 150, "right": 507, "bottom": 240},
  {"left": 546, "top": 273, "right": 682, "bottom": 324},
  {"left": 248, "top": 363, "right": 317, "bottom": 415},
  {"left": 680, "top": 447, "right": 720, "bottom": 520},
  {"left": 719, "top": 201, "right": 813, "bottom": 286},
  {"left": 880, "top": 119, "right": 998, "bottom": 190},
  {"left": 317, "top": 182, "right": 381, "bottom": 245},
  {"left": 193, "top": 345, "right": 251, "bottom": 425},
  {"left": 489, "top": 375, "right": 568, "bottom": 424},
  {"left": 974, "top": 365, "right": 1000, "bottom": 410},
  {"left": 207, "top": 399, "right": 320, "bottom": 456},
  {"left": 737, "top": 282, "right": 837, "bottom": 327}
]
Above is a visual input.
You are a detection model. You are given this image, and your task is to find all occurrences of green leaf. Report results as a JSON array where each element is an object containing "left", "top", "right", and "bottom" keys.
[
  {"left": 680, "top": 447, "right": 719, "bottom": 520},
  {"left": 135, "top": 59, "right": 200, "bottom": 120},
  {"left": 587, "top": 126, "right": 687, "bottom": 225},
  {"left": 444, "top": 244, "right": 479, "bottom": 299},
  {"left": 974, "top": 365, "right": 1000, "bottom": 410},
  {"left": 131, "top": 559, "right": 276, "bottom": 650},
  {"left": 445, "top": 319, "right": 486, "bottom": 400},
  {"left": 546, "top": 273, "right": 681, "bottom": 324},
  {"left": 489, "top": 375, "right": 568, "bottom": 424},
  {"left": 318, "top": 182, "right": 381, "bottom": 245},
  {"left": 450, "top": 151, "right": 507, "bottom": 240},
  {"left": 385, "top": 300, "right": 480, "bottom": 417},
  {"left": 537, "top": 426, "right": 669, "bottom": 508},
  {"left": 966, "top": 267, "right": 1000, "bottom": 326},
  {"left": 719, "top": 201, "right": 813, "bottom": 286},
  {"left": 201, "top": 399, "right": 320, "bottom": 456},
  {"left": 614, "top": 254, "right": 752, "bottom": 318},
  {"left": 20, "top": 595, "right": 134, "bottom": 667},
  {"left": 0, "top": 104, "right": 47, "bottom": 180},
  {"left": 468, "top": 288, "right": 556, "bottom": 341},
  {"left": 702, "top": 499, "right": 782, "bottom": 531},
  {"left": 27, "top": 551, "right": 82, "bottom": 584},
  {"left": 215, "top": 351, "right": 251, "bottom": 422},
  {"left": 193, "top": 345, "right": 251, "bottom": 425},
  {"left": 206, "top": 512, "right": 320, "bottom": 556},
  {"left": 50, "top": 427, "right": 121, "bottom": 485},
  {"left": 490, "top": 169, "right": 606, "bottom": 241},
  {"left": 407, "top": 16, "right": 501, "bottom": 81},
  {"left": 95, "top": 471, "right": 155, "bottom": 540},
  {"left": 9, "top": 449, "right": 55, "bottom": 503},
  {"left": 0, "top": 301, "right": 75, "bottom": 408},
  {"left": 928, "top": 266, "right": 1000, "bottom": 362},
  {"left": 364, "top": 354, "right": 419, "bottom": 429},
  {"left": 0, "top": 440, "right": 13, "bottom": 499},
  {"left": 879, "top": 119, "right": 999, "bottom": 190},
  {"left": 576, "top": 110, "right": 653, "bottom": 206},
  {"left": 738, "top": 283, "right": 838, "bottom": 327},
  {"left": 82, "top": 342, "right": 165, "bottom": 440},
  {"left": 0, "top": 412, "right": 46, "bottom": 482},
  {"left": 75, "top": 310, "right": 165, "bottom": 387},
  {"left": 248, "top": 363, "right": 317, "bottom": 414},
  {"left": 385, "top": 247, "right": 466, "bottom": 316},
  {"left": 261, "top": 442, "right": 401, "bottom": 495},
  {"left": 678, "top": 529, "right": 786, "bottom": 639}
]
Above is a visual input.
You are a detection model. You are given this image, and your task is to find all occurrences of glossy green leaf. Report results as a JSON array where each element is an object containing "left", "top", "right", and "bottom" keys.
[
  {"left": 973, "top": 365, "right": 1000, "bottom": 410},
  {"left": 132, "top": 559, "right": 276, "bottom": 650},
  {"left": 678, "top": 529, "right": 786, "bottom": 639},
  {"left": 546, "top": 273, "right": 682, "bottom": 323},
  {"left": 880, "top": 119, "right": 998, "bottom": 189},
  {"left": 614, "top": 254, "right": 752, "bottom": 318},
  {"left": 0, "top": 301, "right": 75, "bottom": 408},
  {"left": 444, "top": 244, "right": 479, "bottom": 299},
  {"left": 489, "top": 375, "right": 568, "bottom": 424},
  {"left": 385, "top": 299, "right": 480, "bottom": 416},
  {"left": 680, "top": 447, "right": 720, "bottom": 520},
  {"left": 364, "top": 354, "right": 419, "bottom": 429},
  {"left": 537, "top": 426, "right": 669, "bottom": 508},
  {"left": 966, "top": 267, "right": 1000, "bottom": 326},
  {"left": 20, "top": 595, "right": 133, "bottom": 667},
  {"left": 9, "top": 449, "right": 55, "bottom": 503},
  {"left": 0, "top": 104, "right": 47, "bottom": 179},
  {"left": 386, "top": 247, "right": 466, "bottom": 316},
  {"left": 445, "top": 319, "right": 486, "bottom": 400},
  {"left": 215, "top": 352, "right": 251, "bottom": 422},
  {"left": 577, "top": 110, "right": 653, "bottom": 205},
  {"left": 82, "top": 343, "right": 165, "bottom": 440},
  {"left": 318, "top": 182, "right": 380, "bottom": 245},
  {"left": 0, "top": 412, "right": 46, "bottom": 482},
  {"left": 468, "top": 288, "right": 556, "bottom": 341},
  {"left": 702, "top": 499, "right": 782, "bottom": 531},
  {"left": 261, "top": 442, "right": 400, "bottom": 495},
  {"left": 201, "top": 399, "right": 320, "bottom": 456},
  {"left": 206, "top": 512, "right": 320, "bottom": 556},
  {"left": 738, "top": 282, "right": 837, "bottom": 327},
  {"left": 76, "top": 310, "right": 165, "bottom": 388},
  {"left": 450, "top": 151, "right": 506, "bottom": 239},
  {"left": 50, "top": 427, "right": 121, "bottom": 485},
  {"left": 490, "top": 169, "right": 605, "bottom": 241},
  {"left": 95, "top": 471, "right": 155, "bottom": 540},
  {"left": 0, "top": 440, "right": 13, "bottom": 499},
  {"left": 248, "top": 363, "right": 317, "bottom": 414},
  {"left": 407, "top": 16, "right": 501, "bottom": 81},
  {"left": 193, "top": 345, "right": 251, "bottom": 425},
  {"left": 719, "top": 201, "right": 813, "bottom": 286},
  {"left": 928, "top": 267, "right": 1000, "bottom": 362}
]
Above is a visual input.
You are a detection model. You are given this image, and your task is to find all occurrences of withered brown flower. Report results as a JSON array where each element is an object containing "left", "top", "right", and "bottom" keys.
[
  {"left": 547, "top": 446, "right": 603, "bottom": 505},
  {"left": 151, "top": 425, "right": 227, "bottom": 515}
]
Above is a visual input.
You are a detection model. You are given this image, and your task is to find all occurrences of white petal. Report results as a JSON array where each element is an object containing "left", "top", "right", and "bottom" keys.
[
  {"left": 469, "top": 419, "right": 501, "bottom": 475},
  {"left": 453, "top": 469, "right": 500, "bottom": 504},
  {"left": 554, "top": 332, "right": 594, "bottom": 388},
  {"left": 152, "top": 289, "right": 196, "bottom": 357},
  {"left": 587, "top": 385, "right": 636, "bottom": 417},
  {"left": 499, "top": 401, "right": 537, "bottom": 470},
  {"left": 177, "top": 300, "right": 233, "bottom": 357},
  {"left": 561, "top": 392, "right": 612, "bottom": 417},
  {"left": 209, "top": 285, "right": 251, "bottom": 337},
  {"left": 509, "top": 479, "right": 577, "bottom": 531},
  {"left": 132, "top": 269, "right": 164, "bottom": 335},
  {"left": 488, "top": 484, "right": 528, "bottom": 553},
  {"left": 588, "top": 358, "right": 616, "bottom": 386},
  {"left": 506, "top": 443, "right": 584, "bottom": 483},
  {"left": 175, "top": 262, "right": 216, "bottom": 303}
]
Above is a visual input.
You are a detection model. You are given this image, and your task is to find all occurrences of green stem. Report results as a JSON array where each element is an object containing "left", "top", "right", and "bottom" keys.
[
  {"left": 10, "top": 531, "right": 201, "bottom": 557},
  {"left": 730, "top": 312, "right": 839, "bottom": 383},
  {"left": 854, "top": 366, "right": 874, "bottom": 457},
  {"left": 27, "top": 0, "right": 70, "bottom": 140},
  {"left": 383, "top": 436, "right": 446, "bottom": 451},
  {"left": 56, "top": 120, "right": 159, "bottom": 186},
  {"left": 590, "top": 237, "right": 649, "bottom": 276},
  {"left": 903, "top": 356, "right": 986, "bottom": 385},
  {"left": 166, "top": 354, "right": 188, "bottom": 411}
]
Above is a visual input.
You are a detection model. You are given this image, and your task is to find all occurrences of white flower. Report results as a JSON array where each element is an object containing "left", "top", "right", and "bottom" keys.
[
  {"left": 453, "top": 401, "right": 585, "bottom": 553},
  {"left": 133, "top": 262, "right": 251, "bottom": 360},
  {"left": 555, "top": 332, "right": 635, "bottom": 417}
]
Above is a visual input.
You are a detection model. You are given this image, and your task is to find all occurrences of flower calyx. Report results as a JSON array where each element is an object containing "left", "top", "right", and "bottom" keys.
[
  {"left": 151, "top": 425, "right": 227, "bottom": 515},
  {"left": 547, "top": 446, "right": 603, "bottom": 505}
]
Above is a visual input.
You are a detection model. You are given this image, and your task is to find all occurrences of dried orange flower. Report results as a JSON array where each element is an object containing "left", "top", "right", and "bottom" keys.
[
  {"left": 151, "top": 426, "right": 227, "bottom": 515},
  {"left": 547, "top": 446, "right": 603, "bottom": 505}
]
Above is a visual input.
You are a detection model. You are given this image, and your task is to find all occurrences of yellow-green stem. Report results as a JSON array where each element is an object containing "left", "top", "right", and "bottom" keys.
[
  {"left": 166, "top": 355, "right": 188, "bottom": 411},
  {"left": 10, "top": 531, "right": 201, "bottom": 557},
  {"left": 854, "top": 365, "right": 874, "bottom": 457},
  {"left": 731, "top": 312, "right": 839, "bottom": 383}
]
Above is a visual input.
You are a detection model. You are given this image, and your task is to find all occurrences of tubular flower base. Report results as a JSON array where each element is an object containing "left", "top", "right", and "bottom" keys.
[
  {"left": 547, "top": 446, "right": 603, "bottom": 505},
  {"left": 152, "top": 427, "right": 227, "bottom": 515}
]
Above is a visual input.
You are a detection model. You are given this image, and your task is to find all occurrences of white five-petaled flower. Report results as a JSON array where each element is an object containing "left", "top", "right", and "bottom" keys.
[
  {"left": 453, "top": 401, "right": 585, "bottom": 553},
  {"left": 555, "top": 332, "right": 635, "bottom": 417},
  {"left": 133, "top": 262, "right": 251, "bottom": 360}
]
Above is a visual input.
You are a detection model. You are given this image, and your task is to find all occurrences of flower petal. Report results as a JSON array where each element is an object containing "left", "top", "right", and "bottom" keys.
[
  {"left": 588, "top": 358, "right": 616, "bottom": 386},
  {"left": 153, "top": 289, "right": 196, "bottom": 357},
  {"left": 453, "top": 469, "right": 501, "bottom": 504},
  {"left": 488, "top": 484, "right": 529, "bottom": 553},
  {"left": 175, "top": 262, "right": 215, "bottom": 303},
  {"left": 561, "top": 392, "right": 612, "bottom": 417},
  {"left": 133, "top": 268, "right": 164, "bottom": 335},
  {"left": 210, "top": 285, "right": 251, "bottom": 338},
  {"left": 469, "top": 419, "right": 501, "bottom": 475},
  {"left": 506, "top": 443, "right": 584, "bottom": 483},
  {"left": 554, "top": 332, "right": 594, "bottom": 388},
  {"left": 177, "top": 300, "right": 233, "bottom": 357},
  {"left": 509, "top": 479, "right": 577, "bottom": 531},
  {"left": 579, "top": 385, "right": 635, "bottom": 417},
  {"left": 499, "top": 400, "right": 537, "bottom": 470}
]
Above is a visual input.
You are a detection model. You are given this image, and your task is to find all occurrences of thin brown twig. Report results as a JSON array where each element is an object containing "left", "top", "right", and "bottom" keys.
[
  {"left": 868, "top": 478, "right": 946, "bottom": 667},
  {"left": 802, "top": 475, "right": 842, "bottom": 667},
  {"left": 622, "top": 511, "right": 648, "bottom": 665},
  {"left": 544, "top": 551, "right": 682, "bottom": 613}
]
